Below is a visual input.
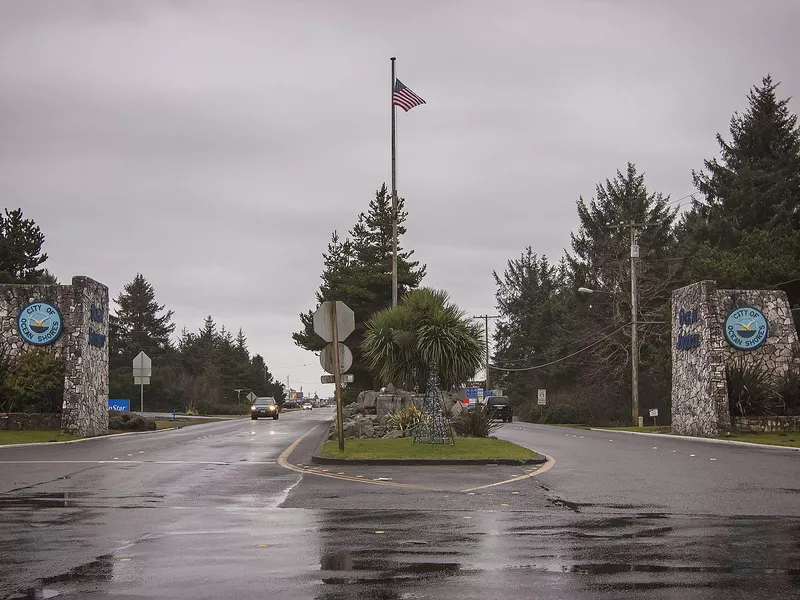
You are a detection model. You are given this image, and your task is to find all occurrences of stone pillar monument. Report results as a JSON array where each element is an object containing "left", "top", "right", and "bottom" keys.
[
  {"left": 0, "top": 276, "right": 109, "bottom": 436},
  {"left": 671, "top": 280, "right": 799, "bottom": 437}
]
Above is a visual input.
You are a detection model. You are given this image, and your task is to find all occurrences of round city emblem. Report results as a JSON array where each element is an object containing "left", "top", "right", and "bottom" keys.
[
  {"left": 724, "top": 306, "right": 768, "bottom": 351},
  {"left": 17, "top": 302, "right": 64, "bottom": 346}
]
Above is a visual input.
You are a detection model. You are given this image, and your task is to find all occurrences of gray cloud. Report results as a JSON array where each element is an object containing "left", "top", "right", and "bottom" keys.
[{"left": 1, "top": 0, "right": 798, "bottom": 393}]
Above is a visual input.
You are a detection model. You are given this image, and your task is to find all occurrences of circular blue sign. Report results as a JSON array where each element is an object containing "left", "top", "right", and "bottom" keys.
[
  {"left": 17, "top": 302, "right": 64, "bottom": 346},
  {"left": 724, "top": 306, "right": 768, "bottom": 351}
]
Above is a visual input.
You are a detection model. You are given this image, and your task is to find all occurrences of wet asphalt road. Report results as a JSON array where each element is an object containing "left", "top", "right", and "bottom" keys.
[{"left": 1, "top": 412, "right": 799, "bottom": 599}]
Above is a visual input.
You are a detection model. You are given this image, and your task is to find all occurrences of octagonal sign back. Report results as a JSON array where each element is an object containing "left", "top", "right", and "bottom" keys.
[{"left": 313, "top": 301, "right": 355, "bottom": 343}]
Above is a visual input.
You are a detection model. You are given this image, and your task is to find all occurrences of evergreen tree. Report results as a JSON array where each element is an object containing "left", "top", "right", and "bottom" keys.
[
  {"left": 688, "top": 75, "right": 800, "bottom": 246},
  {"left": 492, "top": 251, "right": 574, "bottom": 407},
  {"left": 111, "top": 274, "right": 175, "bottom": 368},
  {"left": 680, "top": 75, "right": 800, "bottom": 308},
  {"left": 0, "top": 208, "right": 49, "bottom": 283},
  {"left": 568, "top": 164, "right": 678, "bottom": 420},
  {"left": 293, "top": 184, "right": 426, "bottom": 397}
]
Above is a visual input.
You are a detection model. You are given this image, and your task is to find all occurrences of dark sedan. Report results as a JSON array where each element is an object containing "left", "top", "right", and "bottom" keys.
[{"left": 251, "top": 397, "right": 279, "bottom": 420}]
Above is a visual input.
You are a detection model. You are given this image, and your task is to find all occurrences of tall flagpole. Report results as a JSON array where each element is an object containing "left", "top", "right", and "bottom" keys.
[{"left": 390, "top": 56, "right": 398, "bottom": 307}]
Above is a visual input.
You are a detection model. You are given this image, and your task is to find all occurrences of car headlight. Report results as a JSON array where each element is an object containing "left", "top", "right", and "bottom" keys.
[{"left": 250, "top": 405, "right": 256, "bottom": 411}]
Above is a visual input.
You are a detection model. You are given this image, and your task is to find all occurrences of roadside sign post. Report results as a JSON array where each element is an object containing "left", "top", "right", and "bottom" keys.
[
  {"left": 649, "top": 408, "right": 659, "bottom": 426},
  {"left": 538, "top": 389, "right": 547, "bottom": 406},
  {"left": 313, "top": 301, "right": 355, "bottom": 452},
  {"left": 132, "top": 351, "right": 152, "bottom": 415},
  {"left": 330, "top": 302, "right": 343, "bottom": 452}
]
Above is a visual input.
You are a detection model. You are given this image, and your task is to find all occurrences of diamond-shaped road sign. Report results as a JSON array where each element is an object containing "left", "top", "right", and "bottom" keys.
[
  {"left": 320, "top": 343, "right": 353, "bottom": 375},
  {"left": 247, "top": 391, "right": 257, "bottom": 403},
  {"left": 313, "top": 301, "right": 355, "bottom": 343}
]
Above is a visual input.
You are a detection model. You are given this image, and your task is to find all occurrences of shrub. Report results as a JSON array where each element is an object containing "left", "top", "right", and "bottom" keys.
[
  {"left": 108, "top": 410, "right": 156, "bottom": 431},
  {"left": 4, "top": 350, "right": 64, "bottom": 413},
  {"left": 387, "top": 403, "right": 423, "bottom": 437},
  {"left": 727, "top": 361, "right": 781, "bottom": 417},
  {"left": 452, "top": 403, "right": 502, "bottom": 438},
  {"left": 779, "top": 371, "right": 800, "bottom": 416},
  {"left": 543, "top": 404, "right": 591, "bottom": 425}
]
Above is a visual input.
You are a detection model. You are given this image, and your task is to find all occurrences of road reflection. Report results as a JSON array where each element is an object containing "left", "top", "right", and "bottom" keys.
[{"left": 312, "top": 510, "right": 800, "bottom": 599}]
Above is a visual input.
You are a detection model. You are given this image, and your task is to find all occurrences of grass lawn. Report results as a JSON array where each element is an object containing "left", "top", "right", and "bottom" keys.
[
  {"left": 718, "top": 432, "right": 800, "bottom": 448},
  {"left": 0, "top": 430, "right": 81, "bottom": 445},
  {"left": 319, "top": 437, "right": 538, "bottom": 462}
]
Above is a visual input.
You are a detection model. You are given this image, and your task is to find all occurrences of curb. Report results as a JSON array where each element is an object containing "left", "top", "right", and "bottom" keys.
[
  {"left": 310, "top": 454, "right": 547, "bottom": 466},
  {"left": 589, "top": 428, "right": 800, "bottom": 452}
]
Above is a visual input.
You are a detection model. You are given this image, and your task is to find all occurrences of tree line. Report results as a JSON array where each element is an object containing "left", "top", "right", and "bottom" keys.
[
  {"left": 109, "top": 274, "right": 285, "bottom": 413},
  {"left": 0, "top": 210, "right": 285, "bottom": 413},
  {"left": 491, "top": 75, "right": 800, "bottom": 424}
]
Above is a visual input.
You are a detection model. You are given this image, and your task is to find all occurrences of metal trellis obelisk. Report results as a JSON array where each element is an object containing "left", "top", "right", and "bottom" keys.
[{"left": 413, "top": 371, "right": 454, "bottom": 445}]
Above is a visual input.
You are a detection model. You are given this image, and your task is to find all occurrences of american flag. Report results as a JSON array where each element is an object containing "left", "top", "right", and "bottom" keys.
[{"left": 392, "top": 79, "right": 425, "bottom": 112}]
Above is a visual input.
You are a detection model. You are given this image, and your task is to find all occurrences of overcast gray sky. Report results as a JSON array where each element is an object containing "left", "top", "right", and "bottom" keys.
[{"left": 1, "top": 0, "right": 798, "bottom": 396}]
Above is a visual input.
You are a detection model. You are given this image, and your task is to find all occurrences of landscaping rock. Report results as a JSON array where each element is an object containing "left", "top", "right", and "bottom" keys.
[
  {"left": 362, "top": 422, "right": 375, "bottom": 439},
  {"left": 383, "top": 429, "right": 404, "bottom": 439}
]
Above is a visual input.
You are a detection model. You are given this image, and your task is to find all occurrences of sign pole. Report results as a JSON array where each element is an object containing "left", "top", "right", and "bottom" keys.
[
  {"left": 331, "top": 302, "right": 345, "bottom": 451},
  {"left": 140, "top": 381, "right": 144, "bottom": 415}
]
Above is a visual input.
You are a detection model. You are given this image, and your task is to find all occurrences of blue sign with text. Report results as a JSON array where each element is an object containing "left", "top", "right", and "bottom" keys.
[{"left": 108, "top": 399, "right": 130, "bottom": 412}]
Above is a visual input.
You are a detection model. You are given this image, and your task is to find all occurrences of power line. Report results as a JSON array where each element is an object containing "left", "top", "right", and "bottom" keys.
[
  {"left": 494, "top": 318, "right": 623, "bottom": 362},
  {"left": 489, "top": 323, "right": 631, "bottom": 372}
]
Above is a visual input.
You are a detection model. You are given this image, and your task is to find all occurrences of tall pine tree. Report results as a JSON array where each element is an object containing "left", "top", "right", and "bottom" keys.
[
  {"left": 0, "top": 208, "right": 49, "bottom": 283},
  {"left": 680, "top": 75, "right": 800, "bottom": 307},
  {"left": 111, "top": 274, "right": 175, "bottom": 369},
  {"left": 293, "top": 184, "right": 426, "bottom": 397}
]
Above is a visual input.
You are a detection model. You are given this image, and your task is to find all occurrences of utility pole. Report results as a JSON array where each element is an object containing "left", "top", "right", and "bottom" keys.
[
  {"left": 629, "top": 221, "right": 640, "bottom": 427},
  {"left": 473, "top": 315, "right": 499, "bottom": 391}
]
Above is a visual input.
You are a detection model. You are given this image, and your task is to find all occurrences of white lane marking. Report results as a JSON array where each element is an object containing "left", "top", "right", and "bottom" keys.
[
  {"left": 274, "top": 473, "right": 303, "bottom": 507},
  {"left": 672, "top": 450, "right": 677, "bottom": 453},
  {"left": 710, "top": 458, "right": 717, "bottom": 461},
  {"left": 689, "top": 454, "right": 696, "bottom": 457},
  {"left": 652, "top": 447, "right": 658, "bottom": 450},
  {"left": 0, "top": 460, "right": 278, "bottom": 465}
]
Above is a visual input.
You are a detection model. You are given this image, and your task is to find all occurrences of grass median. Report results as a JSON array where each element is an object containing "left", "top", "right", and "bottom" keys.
[
  {"left": 718, "top": 431, "right": 800, "bottom": 448},
  {"left": 0, "top": 431, "right": 81, "bottom": 445},
  {"left": 319, "top": 437, "right": 538, "bottom": 462}
]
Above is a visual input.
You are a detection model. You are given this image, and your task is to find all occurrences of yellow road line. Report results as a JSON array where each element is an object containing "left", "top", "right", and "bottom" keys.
[
  {"left": 277, "top": 422, "right": 440, "bottom": 491},
  {"left": 459, "top": 455, "right": 555, "bottom": 492}
]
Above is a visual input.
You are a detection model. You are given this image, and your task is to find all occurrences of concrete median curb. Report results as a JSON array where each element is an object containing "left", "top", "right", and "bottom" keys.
[{"left": 309, "top": 453, "right": 547, "bottom": 466}]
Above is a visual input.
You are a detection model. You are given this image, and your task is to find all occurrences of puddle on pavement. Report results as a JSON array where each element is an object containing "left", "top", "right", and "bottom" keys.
[
  {"left": 4, "top": 554, "right": 113, "bottom": 600},
  {"left": 0, "top": 492, "right": 165, "bottom": 509},
  {"left": 319, "top": 549, "right": 460, "bottom": 585}
]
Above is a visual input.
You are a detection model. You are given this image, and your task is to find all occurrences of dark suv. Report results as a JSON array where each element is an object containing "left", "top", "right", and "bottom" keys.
[
  {"left": 251, "top": 397, "right": 279, "bottom": 420},
  {"left": 486, "top": 396, "right": 513, "bottom": 423}
]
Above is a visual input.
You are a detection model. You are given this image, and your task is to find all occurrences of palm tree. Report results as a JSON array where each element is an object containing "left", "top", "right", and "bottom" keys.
[{"left": 361, "top": 288, "right": 483, "bottom": 392}]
